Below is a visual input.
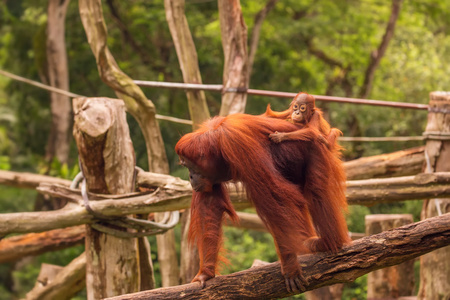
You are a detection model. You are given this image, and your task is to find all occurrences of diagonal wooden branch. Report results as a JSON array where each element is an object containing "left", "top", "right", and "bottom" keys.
[
  {"left": 25, "top": 252, "right": 86, "bottom": 300},
  {"left": 248, "top": 0, "right": 279, "bottom": 82},
  {"left": 78, "top": 0, "right": 169, "bottom": 174},
  {"left": 359, "top": 0, "right": 403, "bottom": 99},
  {"left": 164, "top": 0, "right": 210, "bottom": 127},
  {"left": 105, "top": 213, "right": 450, "bottom": 300},
  {"left": 2, "top": 172, "right": 450, "bottom": 236}
]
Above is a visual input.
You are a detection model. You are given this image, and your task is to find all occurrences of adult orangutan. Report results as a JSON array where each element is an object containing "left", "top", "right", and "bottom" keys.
[
  {"left": 175, "top": 113, "right": 349, "bottom": 293},
  {"left": 264, "top": 92, "right": 342, "bottom": 152}
]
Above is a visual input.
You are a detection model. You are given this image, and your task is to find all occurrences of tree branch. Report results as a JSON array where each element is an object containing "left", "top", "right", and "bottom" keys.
[
  {"left": 343, "top": 146, "right": 425, "bottom": 180},
  {"left": 0, "top": 170, "right": 71, "bottom": 189},
  {"left": 248, "top": 0, "right": 279, "bottom": 81},
  {"left": 78, "top": 0, "right": 169, "bottom": 174},
  {"left": 2, "top": 172, "right": 450, "bottom": 236},
  {"left": 105, "top": 0, "right": 151, "bottom": 65},
  {"left": 359, "top": 0, "right": 403, "bottom": 99},
  {"left": 0, "top": 146, "right": 425, "bottom": 190},
  {"left": 105, "top": 213, "right": 450, "bottom": 299},
  {"left": 0, "top": 226, "right": 84, "bottom": 263},
  {"left": 25, "top": 253, "right": 86, "bottom": 300}
]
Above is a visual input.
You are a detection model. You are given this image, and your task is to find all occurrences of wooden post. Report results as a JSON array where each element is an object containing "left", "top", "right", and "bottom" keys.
[
  {"left": 366, "top": 214, "right": 415, "bottom": 299},
  {"left": 73, "top": 97, "right": 139, "bottom": 299},
  {"left": 418, "top": 91, "right": 450, "bottom": 300},
  {"left": 218, "top": 0, "right": 249, "bottom": 116}
]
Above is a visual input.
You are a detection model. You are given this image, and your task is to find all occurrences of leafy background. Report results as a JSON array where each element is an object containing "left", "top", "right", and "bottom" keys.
[{"left": 1, "top": 0, "right": 449, "bottom": 298}]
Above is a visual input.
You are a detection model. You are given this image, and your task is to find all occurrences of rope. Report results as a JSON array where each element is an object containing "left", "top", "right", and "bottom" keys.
[
  {"left": 0, "top": 69, "right": 192, "bottom": 126},
  {"left": 70, "top": 167, "right": 180, "bottom": 238},
  {"left": 1, "top": 69, "right": 439, "bottom": 139}
]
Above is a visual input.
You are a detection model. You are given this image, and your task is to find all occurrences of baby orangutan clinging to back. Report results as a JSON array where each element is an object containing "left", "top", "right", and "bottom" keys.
[{"left": 264, "top": 92, "right": 342, "bottom": 152}]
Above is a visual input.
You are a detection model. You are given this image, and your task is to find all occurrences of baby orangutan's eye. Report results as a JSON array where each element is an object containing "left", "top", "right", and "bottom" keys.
[{"left": 299, "top": 104, "right": 307, "bottom": 112}]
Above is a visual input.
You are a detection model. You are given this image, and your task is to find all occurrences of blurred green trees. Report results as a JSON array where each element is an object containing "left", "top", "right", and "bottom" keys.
[{"left": 0, "top": 0, "right": 448, "bottom": 298}]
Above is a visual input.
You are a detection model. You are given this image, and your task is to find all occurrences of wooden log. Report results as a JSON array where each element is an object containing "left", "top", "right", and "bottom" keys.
[
  {"left": 0, "top": 146, "right": 425, "bottom": 190},
  {"left": 0, "top": 212, "right": 363, "bottom": 265},
  {"left": 344, "top": 146, "right": 424, "bottom": 180},
  {"left": 105, "top": 213, "right": 450, "bottom": 300},
  {"left": 0, "top": 170, "right": 71, "bottom": 189},
  {"left": 418, "top": 91, "right": 450, "bottom": 300},
  {"left": 79, "top": 0, "right": 169, "bottom": 289},
  {"left": 73, "top": 97, "right": 139, "bottom": 299},
  {"left": 366, "top": 214, "right": 415, "bottom": 299},
  {"left": 346, "top": 172, "right": 450, "bottom": 206},
  {"left": 0, "top": 226, "right": 84, "bottom": 263},
  {"left": 2, "top": 172, "right": 450, "bottom": 236},
  {"left": 25, "top": 253, "right": 85, "bottom": 300}
]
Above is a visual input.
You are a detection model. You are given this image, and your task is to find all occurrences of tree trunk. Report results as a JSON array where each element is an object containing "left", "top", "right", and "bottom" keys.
[
  {"left": 73, "top": 97, "right": 139, "bottom": 299},
  {"left": 418, "top": 91, "right": 450, "bottom": 300},
  {"left": 164, "top": 0, "right": 210, "bottom": 127},
  {"left": 78, "top": 0, "right": 169, "bottom": 174},
  {"left": 79, "top": 0, "right": 169, "bottom": 290},
  {"left": 366, "top": 214, "right": 415, "bottom": 299},
  {"left": 45, "top": 0, "right": 72, "bottom": 164},
  {"left": 164, "top": 0, "right": 213, "bottom": 285},
  {"left": 218, "top": 0, "right": 249, "bottom": 116}
]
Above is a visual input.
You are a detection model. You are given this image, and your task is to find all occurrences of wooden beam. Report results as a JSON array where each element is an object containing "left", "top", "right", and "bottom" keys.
[{"left": 105, "top": 213, "right": 450, "bottom": 300}]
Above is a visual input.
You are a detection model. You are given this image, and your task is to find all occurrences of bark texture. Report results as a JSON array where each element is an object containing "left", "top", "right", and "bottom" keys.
[
  {"left": 79, "top": 0, "right": 168, "bottom": 289},
  {"left": 2, "top": 172, "right": 450, "bottom": 236},
  {"left": 73, "top": 97, "right": 139, "bottom": 299},
  {"left": 78, "top": 0, "right": 169, "bottom": 174},
  {"left": 218, "top": 0, "right": 249, "bottom": 115},
  {"left": 418, "top": 91, "right": 450, "bottom": 300},
  {"left": 45, "top": 0, "right": 72, "bottom": 164},
  {"left": 164, "top": 0, "right": 212, "bottom": 285},
  {"left": 25, "top": 253, "right": 85, "bottom": 300},
  {"left": 164, "top": 0, "right": 210, "bottom": 127},
  {"left": 366, "top": 214, "right": 415, "bottom": 299},
  {"left": 344, "top": 146, "right": 424, "bottom": 180},
  {"left": 0, "top": 226, "right": 84, "bottom": 263},
  {"left": 105, "top": 213, "right": 450, "bottom": 300}
]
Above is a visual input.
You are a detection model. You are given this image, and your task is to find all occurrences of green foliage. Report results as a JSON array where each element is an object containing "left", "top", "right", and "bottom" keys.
[
  {"left": 222, "top": 227, "right": 278, "bottom": 274},
  {"left": 0, "top": 0, "right": 449, "bottom": 298},
  {"left": 342, "top": 274, "right": 368, "bottom": 300},
  {"left": 0, "top": 186, "right": 36, "bottom": 213}
]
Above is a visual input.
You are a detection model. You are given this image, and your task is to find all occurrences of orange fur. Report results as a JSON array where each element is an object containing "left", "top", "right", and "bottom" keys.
[
  {"left": 264, "top": 92, "right": 343, "bottom": 153},
  {"left": 175, "top": 113, "right": 350, "bottom": 288}
]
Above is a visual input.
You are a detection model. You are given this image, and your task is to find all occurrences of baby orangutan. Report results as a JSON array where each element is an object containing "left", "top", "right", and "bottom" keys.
[{"left": 264, "top": 92, "right": 342, "bottom": 152}]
